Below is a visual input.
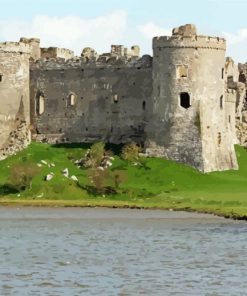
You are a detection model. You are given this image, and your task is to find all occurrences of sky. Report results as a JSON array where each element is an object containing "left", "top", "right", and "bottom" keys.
[{"left": 0, "top": 0, "right": 246, "bottom": 62}]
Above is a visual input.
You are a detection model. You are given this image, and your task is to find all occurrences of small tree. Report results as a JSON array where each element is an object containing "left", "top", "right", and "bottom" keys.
[
  {"left": 111, "top": 170, "right": 127, "bottom": 189},
  {"left": 121, "top": 143, "right": 140, "bottom": 162},
  {"left": 88, "top": 168, "right": 110, "bottom": 194},
  {"left": 8, "top": 163, "right": 40, "bottom": 191},
  {"left": 84, "top": 142, "right": 105, "bottom": 168}
]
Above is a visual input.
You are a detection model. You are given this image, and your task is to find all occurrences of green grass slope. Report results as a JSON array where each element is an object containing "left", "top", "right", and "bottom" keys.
[{"left": 0, "top": 142, "right": 247, "bottom": 219}]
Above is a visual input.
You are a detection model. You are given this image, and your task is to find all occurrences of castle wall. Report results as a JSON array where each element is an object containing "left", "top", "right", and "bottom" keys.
[
  {"left": 0, "top": 42, "right": 31, "bottom": 159},
  {"left": 30, "top": 56, "right": 152, "bottom": 145},
  {"left": 20, "top": 38, "right": 41, "bottom": 60},
  {"left": 41, "top": 47, "right": 74, "bottom": 60},
  {"left": 146, "top": 25, "right": 238, "bottom": 172}
]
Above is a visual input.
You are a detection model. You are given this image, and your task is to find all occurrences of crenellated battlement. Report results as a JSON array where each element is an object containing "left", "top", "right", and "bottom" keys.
[
  {"left": 30, "top": 54, "right": 152, "bottom": 71},
  {"left": 0, "top": 41, "right": 30, "bottom": 54},
  {"left": 153, "top": 24, "right": 225, "bottom": 50},
  {"left": 41, "top": 47, "right": 74, "bottom": 60},
  {"left": 153, "top": 35, "right": 226, "bottom": 50}
]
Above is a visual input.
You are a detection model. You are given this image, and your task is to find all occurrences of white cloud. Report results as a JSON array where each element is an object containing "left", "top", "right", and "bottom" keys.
[
  {"left": 0, "top": 11, "right": 127, "bottom": 55},
  {"left": 138, "top": 22, "right": 171, "bottom": 40},
  {"left": 223, "top": 29, "right": 247, "bottom": 62},
  {"left": 223, "top": 29, "right": 247, "bottom": 45}
]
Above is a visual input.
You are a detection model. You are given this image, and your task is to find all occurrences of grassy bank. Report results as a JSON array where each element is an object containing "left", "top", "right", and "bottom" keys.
[{"left": 0, "top": 142, "right": 247, "bottom": 219}]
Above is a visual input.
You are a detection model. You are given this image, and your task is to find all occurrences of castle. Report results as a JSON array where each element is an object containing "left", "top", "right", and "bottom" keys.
[{"left": 0, "top": 24, "right": 246, "bottom": 173}]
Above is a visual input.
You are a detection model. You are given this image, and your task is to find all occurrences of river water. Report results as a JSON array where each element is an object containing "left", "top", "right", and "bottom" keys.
[{"left": 0, "top": 207, "right": 246, "bottom": 296}]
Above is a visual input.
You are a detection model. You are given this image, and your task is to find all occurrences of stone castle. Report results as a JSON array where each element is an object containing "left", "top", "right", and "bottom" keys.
[{"left": 0, "top": 24, "right": 246, "bottom": 173}]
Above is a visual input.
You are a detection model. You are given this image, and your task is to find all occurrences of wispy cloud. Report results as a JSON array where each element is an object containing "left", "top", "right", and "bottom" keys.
[
  {"left": 222, "top": 29, "right": 247, "bottom": 62},
  {"left": 0, "top": 11, "right": 128, "bottom": 55},
  {"left": 223, "top": 29, "right": 247, "bottom": 45},
  {"left": 138, "top": 22, "right": 171, "bottom": 40}
]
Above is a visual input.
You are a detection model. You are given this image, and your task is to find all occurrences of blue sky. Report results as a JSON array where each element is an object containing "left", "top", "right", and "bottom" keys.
[{"left": 0, "top": 0, "right": 246, "bottom": 62}]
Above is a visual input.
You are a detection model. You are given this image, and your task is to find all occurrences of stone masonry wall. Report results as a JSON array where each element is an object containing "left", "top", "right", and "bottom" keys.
[
  {"left": 0, "top": 42, "right": 31, "bottom": 159},
  {"left": 146, "top": 24, "right": 238, "bottom": 172},
  {"left": 30, "top": 55, "right": 152, "bottom": 145}
]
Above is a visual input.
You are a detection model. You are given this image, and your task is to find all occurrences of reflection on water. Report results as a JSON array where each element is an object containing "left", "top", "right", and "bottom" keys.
[{"left": 0, "top": 208, "right": 246, "bottom": 296}]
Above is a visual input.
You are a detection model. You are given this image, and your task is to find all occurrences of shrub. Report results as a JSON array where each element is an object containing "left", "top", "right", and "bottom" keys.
[
  {"left": 121, "top": 143, "right": 140, "bottom": 162},
  {"left": 87, "top": 168, "right": 127, "bottom": 195},
  {"left": 83, "top": 142, "right": 105, "bottom": 168},
  {"left": 111, "top": 170, "right": 127, "bottom": 189},
  {"left": 88, "top": 168, "right": 110, "bottom": 194},
  {"left": 7, "top": 163, "right": 40, "bottom": 191}
]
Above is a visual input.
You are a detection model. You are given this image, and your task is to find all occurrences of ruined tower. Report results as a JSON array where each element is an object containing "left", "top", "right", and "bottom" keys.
[
  {"left": 0, "top": 41, "right": 31, "bottom": 159},
  {"left": 146, "top": 24, "right": 238, "bottom": 172}
]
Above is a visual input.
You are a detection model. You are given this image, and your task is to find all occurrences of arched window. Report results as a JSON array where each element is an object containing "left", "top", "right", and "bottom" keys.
[
  {"left": 180, "top": 92, "right": 191, "bottom": 109},
  {"left": 69, "top": 93, "right": 76, "bottom": 106},
  {"left": 36, "top": 92, "right": 45, "bottom": 115},
  {"left": 113, "top": 94, "right": 118, "bottom": 103}
]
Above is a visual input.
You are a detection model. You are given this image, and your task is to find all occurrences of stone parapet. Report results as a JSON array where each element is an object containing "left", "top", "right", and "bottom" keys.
[
  {"left": 0, "top": 42, "right": 30, "bottom": 54},
  {"left": 153, "top": 35, "right": 226, "bottom": 51},
  {"left": 30, "top": 55, "right": 152, "bottom": 71}
]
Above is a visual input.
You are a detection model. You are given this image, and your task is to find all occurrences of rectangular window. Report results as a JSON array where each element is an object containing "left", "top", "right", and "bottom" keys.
[
  {"left": 176, "top": 65, "right": 188, "bottom": 78},
  {"left": 0, "top": 74, "right": 2, "bottom": 82},
  {"left": 158, "top": 85, "right": 160, "bottom": 96},
  {"left": 113, "top": 94, "right": 118, "bottom": 103}
]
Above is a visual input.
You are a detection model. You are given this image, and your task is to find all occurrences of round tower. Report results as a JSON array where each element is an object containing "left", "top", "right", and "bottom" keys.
[
  {"left": 0, "top": 42, "right": 31, "bottom": 159},
  {"left": 146, "top": 24, "right": 238, "bottom": 172}
]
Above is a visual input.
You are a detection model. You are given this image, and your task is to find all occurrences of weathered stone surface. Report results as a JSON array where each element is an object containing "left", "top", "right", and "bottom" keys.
[
  {"left": 146, "top": 25, "right": 238, "bottom": 172},
  {"left": 0, "top": 42, "right": 31, "bottom": 160},
  {"left": 30, "top": 53, "right": 152, "bottom": 145},
  {"left": 1, "top": 24, "right": 246, "bottom": 173}
]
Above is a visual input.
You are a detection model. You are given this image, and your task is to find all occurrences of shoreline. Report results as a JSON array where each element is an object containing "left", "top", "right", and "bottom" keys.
[{"left": 0, "top": 199, "right": 246, "bottom": 221}]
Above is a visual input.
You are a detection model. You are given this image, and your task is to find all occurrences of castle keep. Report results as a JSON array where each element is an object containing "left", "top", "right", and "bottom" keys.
[{"left": 0, "top": 24, "right": 246, "bottom": 172}]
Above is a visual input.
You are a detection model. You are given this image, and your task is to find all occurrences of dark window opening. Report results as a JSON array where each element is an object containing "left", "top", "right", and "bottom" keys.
[
  {"left": 142, "top": 101, "right": 146, "bottom": 110},
  {"left": 229, "top": 115, "right": 231, "bottom": 123},
  {"left": 227, "top": 75, "right": 233, "bottom": 84},
  {"left": 220, "top": 95, "right": 223, "bottom": 109},
  {"left": 221, "top": 68, "right": 224, "bottom": 79},
  {"left": 218, "top": 132, "right": 221, "bottom": 145},
  {"left": 245, "top": 90, "right": 247, "bottom": 102},
  {"left": 158, "top": 85, "right": 160, "bottom": 96},
  {"left": 0, "top": 74, "right": 2, "bottom": 82},
  {"left": 81, "top": 97, "right": 84, "bottom": 100},
  {"left": 239, "top": 72, "right": 246, "bottom": 83},
  {"left": 137, "top": 67, "right": 141, "bottom": 70},
  {"left": 180, "top": 92, "right": 191, "bottom": 109}
]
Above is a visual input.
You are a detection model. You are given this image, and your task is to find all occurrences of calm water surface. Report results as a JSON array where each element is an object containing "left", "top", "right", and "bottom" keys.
[{"left": 0, "top": 207, "right": 246, "bottom": 296}]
